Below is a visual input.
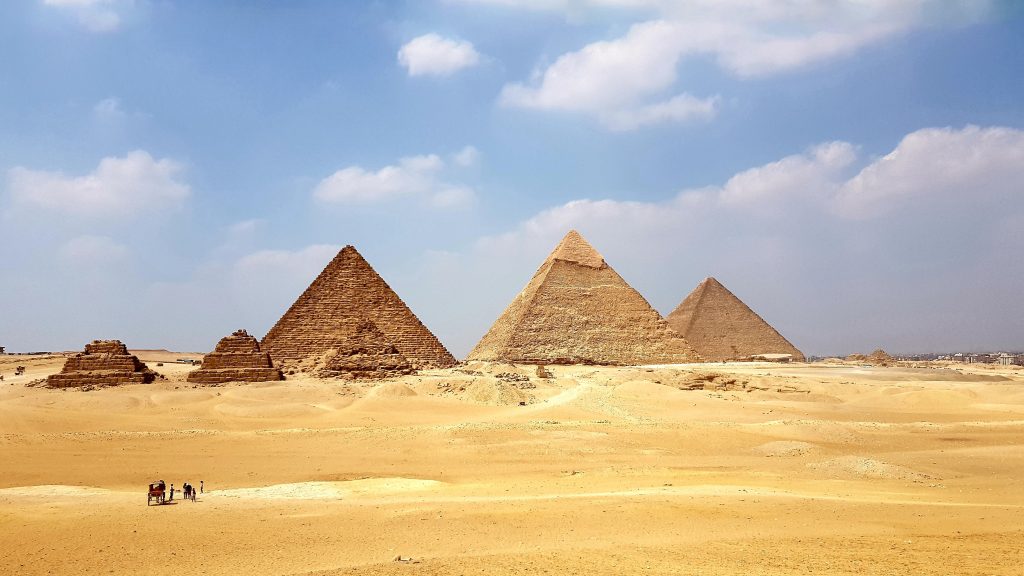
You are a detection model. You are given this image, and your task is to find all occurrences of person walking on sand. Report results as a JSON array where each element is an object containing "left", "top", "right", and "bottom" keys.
[
  {"left": 169, "top": 484, "right": 174, "bottom": 501},
  {"left": 200, "top": 480, "right": 203, "bottom": 494}
]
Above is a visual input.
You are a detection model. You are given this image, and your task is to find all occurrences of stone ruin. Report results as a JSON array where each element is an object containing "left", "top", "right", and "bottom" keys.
[
  {"left": 847, "top": 349, "right": 893, "bottom": 366},
  {"left": 312, "top": 318, "right": 414, "bottom": 380},
  {"left": 186, "top": 329, "right": 283, "bottom": 384},
  {"left": 46, "top": 340, "right": 157, "bottom": 388},
  {"left": 666, "top": 277, "right": 805, "bottom": 362},
  {"left": 261, "top": 245, "right": 456, "bottom": 373},
  {"left": 467, "top": 230, "right": 700, "bottom": 365}
]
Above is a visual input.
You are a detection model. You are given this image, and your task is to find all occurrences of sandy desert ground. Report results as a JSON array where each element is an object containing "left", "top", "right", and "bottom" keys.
[{"left": 1, "top": 354, "right": 1022, "bottom": 575}]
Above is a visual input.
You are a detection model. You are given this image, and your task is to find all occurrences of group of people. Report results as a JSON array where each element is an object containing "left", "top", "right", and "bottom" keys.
[{"left": 167, "top": 480, "right": 203, "bottom": 502}]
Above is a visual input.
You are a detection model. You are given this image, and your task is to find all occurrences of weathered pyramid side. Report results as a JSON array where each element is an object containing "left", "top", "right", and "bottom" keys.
[
  {"left": 468, "top": 231, "right": 699, "bottom": 365},
  {"left": 315, "top": 318, "right": 413, "bottom": 379},
  {"left": 46, "top": 340, "right": 157, "bottom": 388},
  {"left": 261, "top": 246, "right": 456, "bottom": 369},
  {"left": 187, "top": 329, "right": 283, "bottom": 384},
  {"left": 666, "top": 277, "right": 804, "bottom": 362}
]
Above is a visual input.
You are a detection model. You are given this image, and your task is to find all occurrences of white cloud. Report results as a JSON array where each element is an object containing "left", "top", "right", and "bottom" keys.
[
  {"left": 602, "top": 93, "right": 719, "bottom": 131},
  {"left": 7, "top": 150, "right": 190, "bottom": 218},
  {"left": 461, "top": 124, "right": 1024, "bottom": 355},
  {"left": 313, "top": 150, "right": 477, "bottom": 208},
  {"left": 43, "top": 0, "right": 126, "bottom": 33},
  {"left": 398, "top": 33, "right": 481, "bottom": 77},
  {"left": 835, "top": 125, "right": 1024, "bottom": 218},
  {"left": 719, "top": 141, "right": 858, "bottom": 208},
  {"left": 234, "top": 244, "right": 341, "bottom": 281},
  {"left": 493, "top": 1, "right": 992, "bottom": 129},
  {"left": 58, "top": 234, "right": 129, "bottom": 264},
  {"left": 453, "top": 145, "right": 481, "bottom": 167}
]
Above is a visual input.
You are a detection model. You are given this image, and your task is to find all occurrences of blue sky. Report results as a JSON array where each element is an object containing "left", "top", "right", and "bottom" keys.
[{"left": 1, "top": 0, "right": 1022, "bottom": 357}]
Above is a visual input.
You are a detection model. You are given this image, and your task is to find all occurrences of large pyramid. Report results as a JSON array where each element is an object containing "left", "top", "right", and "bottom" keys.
[
  {"left": 666, "top": 277, "right": 804, "bottom": 362},
  {"left": 260, "top": 246, "right": 456, "bottom": 369},
  {"left": 467, "top": 230, "right": 700, "bottom": 365}
]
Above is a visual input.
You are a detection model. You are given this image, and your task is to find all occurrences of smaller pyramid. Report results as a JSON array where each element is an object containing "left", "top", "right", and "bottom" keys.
[
  {"left": 666, "top": 277, "right": 804, "bottom": 362},
  {"left": 313, "top": 318, "right": 413, "bottom": 379},
  {"left": 46, "top": 340, "right": 157, "bottom": 388},
  {"left": 187, "top": 329, "right": 284, "bottom": 384},
  {"left": 468, "top": 230, "right": 700, "bottom": 365}
]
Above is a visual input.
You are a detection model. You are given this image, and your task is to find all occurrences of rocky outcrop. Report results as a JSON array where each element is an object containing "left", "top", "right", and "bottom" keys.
[
  {"left": 187, "top": 330, "right": 283, "bottom": 384},
  {"left": 261, "top": 246, "right": 455, "bottom": 370},
  {"left": 467, "top": 230, "right": 700, "bottom": 365},
  {"left": 666, "top": 277, "right": 804, "bottom": 362},
  {"left": 46, "top": 340, "right": 157, "bottom": 388}
]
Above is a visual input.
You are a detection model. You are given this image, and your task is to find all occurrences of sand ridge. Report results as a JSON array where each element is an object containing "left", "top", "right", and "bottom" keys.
[{"left": 1, "top": 359, "right": 1022, "bottom": 575}]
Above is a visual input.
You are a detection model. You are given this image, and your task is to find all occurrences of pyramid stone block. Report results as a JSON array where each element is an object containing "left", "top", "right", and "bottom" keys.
[
  {"left": 187, "top": 329, "right": 284, "bottom": 384},
  {"left": 666, "top": 277, "right": 804, "bottom": 362},
  {"left": 46, "top": 340, "right": 157, "bottom": 388},
  {"left": 468, "top": 230, "right": 700, "bottom": 365},
  {"left": 261, "top": 246, "right": 456, "bottom": 370},
  {"left": 314, "top": 318, "right": 414, "bottom": 379}
]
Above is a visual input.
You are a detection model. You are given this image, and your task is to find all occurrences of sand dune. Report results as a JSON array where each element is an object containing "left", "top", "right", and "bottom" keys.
[{"left": 1, "top": 360, "right": 1022, "bottom": 575}]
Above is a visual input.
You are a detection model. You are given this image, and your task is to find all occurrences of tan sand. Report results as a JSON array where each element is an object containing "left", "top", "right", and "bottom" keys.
[{"left": 1, "top": 356, "right": 1022, "bottom": 575}]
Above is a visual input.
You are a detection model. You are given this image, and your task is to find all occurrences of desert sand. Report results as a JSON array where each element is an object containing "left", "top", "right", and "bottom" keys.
[{"left": 1, "top": 354, "right": 1022, "bottom": 575}]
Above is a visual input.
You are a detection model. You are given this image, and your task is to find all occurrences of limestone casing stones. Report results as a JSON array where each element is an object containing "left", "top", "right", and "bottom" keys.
[
  {"left": 666, "top": 277, "right": 804, "bottom": 362},
  {"left": 467, "top": 230, "right": 700, "bottom": 365}
]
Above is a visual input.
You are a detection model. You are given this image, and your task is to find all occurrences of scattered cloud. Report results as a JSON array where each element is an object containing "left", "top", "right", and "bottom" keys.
[
  {"left": 398, "top": 33, "right": 481, "bottom": 77},
  {"left": 835, "top": 125, "right": 1024, "bottom": 219},
  {"left": 493, "top": 1, "right": 992, "bottom": 129},
  {"left": 313, "top": 149, "right": 477, "bottom": 208},
  {"left": 452, "top": 145, "right": 481, "bottom": 167},
  {"left": 464, "top": 125, "right": 1024, "bottom": 353},
  {"left": 58, "top": 234, "right": 129, "bottom": 265},
  {"left": 7, "top": 150, "right": 190, "bottom": 218},
  {"left": 42, "top": 0, "right": 128, "bottom": 33}
]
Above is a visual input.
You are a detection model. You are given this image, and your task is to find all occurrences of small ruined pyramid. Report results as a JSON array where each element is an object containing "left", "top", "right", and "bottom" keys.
[
  {"left": 187, "top": 329, "right": 284, "bottom": 384},
  {"left": 666, "top": 277, "right": 804, "bottom": 362},
  {"left": 467, "top": 230, "right": 700, "bottom": 365},
  {"left": 314, "top": 318, "right": 413, "bottom": 379},
  {"left": 46, "top": 340, "right": 157, "bottom": 388},
  {"left": 261, "top": 245, "right": 456, "bottom": 370}
]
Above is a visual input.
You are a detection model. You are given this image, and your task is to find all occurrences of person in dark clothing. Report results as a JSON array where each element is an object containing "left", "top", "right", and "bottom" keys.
[
  {"left": 200, "top": 480, "right": 204, "bottom": 494},
  {"left": 169, "top": 484, "right": 174, "bottom": 501}
]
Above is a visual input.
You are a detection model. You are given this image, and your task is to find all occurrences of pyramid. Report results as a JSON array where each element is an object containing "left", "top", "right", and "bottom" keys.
[
  {"left": 46, "top": 340, "right": 157, "bottom": 388},
  {"left": 313, "top": 318, "right": 413, "bottom": 379},
  {"left": 467, "top": 230, "right": 700, "bottom": 365},
  {"left": 666, "top": 277, "right": 804, "bottom": 362},
  {"left": 260, "top": 245, "right": 456, "bottom": 370},
  {"left": 187, "top": 329, "right": 284, "bottom": 384}
]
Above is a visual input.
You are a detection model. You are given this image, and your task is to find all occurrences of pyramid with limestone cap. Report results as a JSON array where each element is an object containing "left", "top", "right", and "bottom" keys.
[
  {"left": 260, "top": 246, "right": 456, "bottom": 370},
  {"left": 666, "top": 277, "right": 804, "bottom": 362},
  {"left": 467, "top": 230, "right": 700, "bottom": 365}
]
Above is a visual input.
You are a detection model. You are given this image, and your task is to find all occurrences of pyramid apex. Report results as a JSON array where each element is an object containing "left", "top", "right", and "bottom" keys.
[{"left": 546, "top": 230, "right": 605, "bottom": 268}]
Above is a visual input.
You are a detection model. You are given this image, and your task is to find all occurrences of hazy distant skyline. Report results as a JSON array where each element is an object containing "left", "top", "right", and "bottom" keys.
[{"left": 1, "top": 1, "right": 1022, "bottom": 357}]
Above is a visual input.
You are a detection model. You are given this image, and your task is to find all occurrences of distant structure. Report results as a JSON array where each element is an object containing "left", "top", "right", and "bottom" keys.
[
  {"left": 187, "top": 329, "right": 283, "bottom": 384},
  {"left": 666, "top": 277, "right": 804, "bottom": 362},
  {"left": 0, "top": 346, "right": 5, "bottom": 354},
  {"left": 467, "top": 230, "right": 700, "bottom": 365},
  {"left": 46, "top": 340, "right": 157, "bottom": 388},
  {"left": 261, "top": 245, "right": 456, "bottom": 371}
]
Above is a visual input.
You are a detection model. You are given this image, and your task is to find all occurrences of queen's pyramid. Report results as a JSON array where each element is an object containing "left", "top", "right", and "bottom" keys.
[
  {"left": 467, "top": 230, "right": 700, "bottom": 365},
  {"left": 666, "top": 277, "right": 804, "bottom": 362},
  {"left": 261, "top": 245, "right": 456, "bottom": 369}
]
